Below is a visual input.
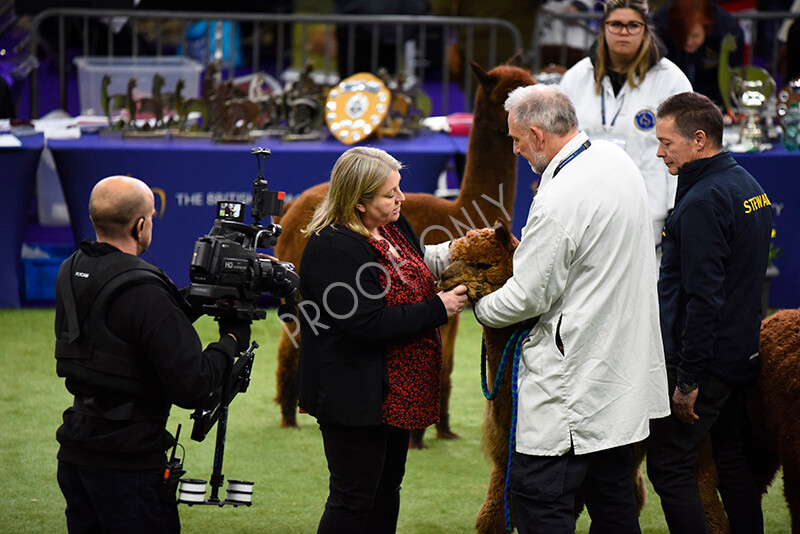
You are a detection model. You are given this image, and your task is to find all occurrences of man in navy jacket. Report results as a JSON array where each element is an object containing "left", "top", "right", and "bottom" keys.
[{"left": 647, "top": 92, "right": 771, "bottom": 534}]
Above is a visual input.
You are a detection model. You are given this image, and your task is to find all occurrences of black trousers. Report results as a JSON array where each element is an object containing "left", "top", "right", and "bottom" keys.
[
  {"left": 57, "top": 461, "right": 179, "bottom": 534},
  {"left": 647, "top": 376, "right": 764, "bottom": 534},
  {"left": 317, "top": 422, "right": 410, "bottom": 534},
  {"left": 510, "top": 443, "right": 641, "bottom": 534}
]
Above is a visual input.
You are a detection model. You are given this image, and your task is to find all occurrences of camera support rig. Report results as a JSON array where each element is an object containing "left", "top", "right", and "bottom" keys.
[
  {"left": 176, "top": 146, "right": 301, "bottom": 507},
  {"left": 178, "top": 341, "right": 258, "bottom": 507}
]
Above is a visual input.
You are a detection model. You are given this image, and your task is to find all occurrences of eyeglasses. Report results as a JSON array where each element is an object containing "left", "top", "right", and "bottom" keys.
[{"left": 605, "top": 20, "right": 645, "bottom": 35}]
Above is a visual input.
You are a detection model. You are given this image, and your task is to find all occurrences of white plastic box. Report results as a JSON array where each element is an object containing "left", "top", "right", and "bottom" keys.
[{"left": 74, "top": 56, "right": 204, "bottom": 116}]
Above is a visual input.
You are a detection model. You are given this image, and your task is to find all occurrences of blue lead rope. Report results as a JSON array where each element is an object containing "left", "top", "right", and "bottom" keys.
[{"left": 480, "top": 326, "right": 533, "bottom": 532}]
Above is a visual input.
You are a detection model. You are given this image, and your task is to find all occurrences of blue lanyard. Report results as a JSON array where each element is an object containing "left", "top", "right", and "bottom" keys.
[
  {"left": 553, "top": 140, "right": 591, "bottom": 177},
  {"left": 601, "top": 89, "right": 625, "bottom": 129}
]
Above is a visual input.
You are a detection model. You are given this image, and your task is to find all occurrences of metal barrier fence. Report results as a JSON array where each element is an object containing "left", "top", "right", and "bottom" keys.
[
  {"left": 25, "top": 8, "right": 523, "bottom": 118},
  {"left": 530, "top": 8, "right": 800, "bottom": 79}
]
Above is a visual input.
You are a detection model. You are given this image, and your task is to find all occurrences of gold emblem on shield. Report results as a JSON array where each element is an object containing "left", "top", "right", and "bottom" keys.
[{"left": 325, "top": 72, "right": 390, "bottom": 145}]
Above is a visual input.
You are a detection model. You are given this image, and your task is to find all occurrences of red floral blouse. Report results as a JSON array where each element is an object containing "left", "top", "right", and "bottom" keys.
[{"left": 368, "top": 223, "right": 443, "bottom": 429}]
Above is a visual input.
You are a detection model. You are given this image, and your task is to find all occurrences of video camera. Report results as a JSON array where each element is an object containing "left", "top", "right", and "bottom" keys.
[{"left": 187, "top": 147, "right": 300, "bottom": 321}]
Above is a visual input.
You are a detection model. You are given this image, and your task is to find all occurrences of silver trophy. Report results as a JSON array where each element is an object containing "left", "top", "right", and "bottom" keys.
[{"left": 731, "top": 75, "right": 776, "bottom": 151}]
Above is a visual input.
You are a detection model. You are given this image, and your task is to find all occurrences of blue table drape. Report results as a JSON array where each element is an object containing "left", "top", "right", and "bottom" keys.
[
  {"left": 2, "top": 133, "right": 44, "bottom": 308},
  {"left": 47, "top": 132, "right": 461, "bottom": 288},
  {"left": 4, "top": 132, "right": 798, "bottom": 308}
]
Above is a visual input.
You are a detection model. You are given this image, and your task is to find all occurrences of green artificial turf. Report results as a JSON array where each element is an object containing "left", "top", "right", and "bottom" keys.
[{"left": 0, "top": 308, "right": 791, "bottom": 533}]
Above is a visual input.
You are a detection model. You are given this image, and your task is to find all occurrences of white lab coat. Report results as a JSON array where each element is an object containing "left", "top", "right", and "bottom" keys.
[
  {"left": 560, "top": 57, "right": 692, "bottom": 243},
  {"left": 423, "top": 240, "right": 454, "bottom": 279},
  {"left": 475, "top": 132, "right": 669, "bottom": 456}
]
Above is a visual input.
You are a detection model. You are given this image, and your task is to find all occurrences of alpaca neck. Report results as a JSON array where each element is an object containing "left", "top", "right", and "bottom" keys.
[
  {"left": 481, "top": 323, "right": 523, "bottom": 397},
  {"left": 457, "top": 117, "right": 518, "bottom": 225}
]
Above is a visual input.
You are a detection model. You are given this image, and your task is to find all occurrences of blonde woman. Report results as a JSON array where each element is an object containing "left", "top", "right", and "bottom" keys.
[
  {"left": 297, "top": 146, "right": 467, "bottom": 534},
  {"left": 560, "top": 0, "right": 692, "bottom": 246}
]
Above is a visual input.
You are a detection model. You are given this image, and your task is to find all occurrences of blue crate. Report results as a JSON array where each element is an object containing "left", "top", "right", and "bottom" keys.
[{"left": 22, "top": 244, "right": 74, "bottom": 303}]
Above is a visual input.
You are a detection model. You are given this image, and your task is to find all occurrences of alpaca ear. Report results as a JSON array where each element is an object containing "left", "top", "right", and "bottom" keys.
[
  {"left": 506, "top": 51, "right": 524, "bottom": 67},
  {"left": 493, "top": 220, "right": 515, "bottom": 251},
  {"left": 471, "top": 60, "right": 498, "bottom": 94}
]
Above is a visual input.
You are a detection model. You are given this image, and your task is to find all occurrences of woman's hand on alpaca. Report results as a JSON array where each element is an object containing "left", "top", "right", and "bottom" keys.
[{"left": 438, "top": 284, "right": 469, "bottom": 317}]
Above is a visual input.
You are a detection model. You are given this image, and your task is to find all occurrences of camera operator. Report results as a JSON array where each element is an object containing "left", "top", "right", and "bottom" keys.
[{"left": 54, "top": 175, "right": 251, "bottom": 534}]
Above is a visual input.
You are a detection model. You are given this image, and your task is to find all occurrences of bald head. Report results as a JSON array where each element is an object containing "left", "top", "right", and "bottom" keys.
[{"left": 89, "top": 175, "right": 154, "bottom": 241}]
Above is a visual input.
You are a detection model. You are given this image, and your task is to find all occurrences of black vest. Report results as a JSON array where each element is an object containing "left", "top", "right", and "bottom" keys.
[{"left": 55, "top": 246, "right": 181, "bottom": 418}]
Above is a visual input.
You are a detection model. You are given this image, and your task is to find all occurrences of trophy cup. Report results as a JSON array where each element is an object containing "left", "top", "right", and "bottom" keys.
[{"left": 730, "top": 75, "right": 776, "bottom": 151}]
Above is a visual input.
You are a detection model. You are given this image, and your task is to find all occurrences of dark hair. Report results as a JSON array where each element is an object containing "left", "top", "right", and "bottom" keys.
[
  {"left": 594, "top": 0, "right": 662, "bottom": 94},
  {"left": 667, "top": 0, "right": 712, "bottom": 50},
  {"left": 657, "top": 92, "right": 723, "bottom": 147}
]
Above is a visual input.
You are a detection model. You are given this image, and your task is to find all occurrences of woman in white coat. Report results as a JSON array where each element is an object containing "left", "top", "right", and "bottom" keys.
[{"left": 560, "top": 0, "right": 692, "bottom": 246}]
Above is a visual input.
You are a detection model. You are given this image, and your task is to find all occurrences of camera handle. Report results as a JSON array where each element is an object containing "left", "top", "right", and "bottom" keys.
[
  {"left": 250, "top": 148, "right": 285, "bottom": 225},
  {"left": 250, "top": 147, "right": 271, "bottom": 180},
  {"left": 251, "top": 147, "right": 271, "bottom": 228}
]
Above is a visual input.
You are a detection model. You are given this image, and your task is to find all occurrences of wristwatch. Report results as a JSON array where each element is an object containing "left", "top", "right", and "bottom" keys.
[{"left": 677, "top": 382, "right": 699, "bottom": 394}]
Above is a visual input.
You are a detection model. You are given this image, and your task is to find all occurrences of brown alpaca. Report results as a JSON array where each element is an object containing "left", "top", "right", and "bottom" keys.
[
  {"left": 440, "top": 224, "right": 758, "bottom": 534},
  {"left": 440, "top": 223, "right": 523, "bottom": 533},
  {"left": 442, "top": 224, "right": 640, "bottom": 533},
  {"left": 644, "top": 308, "right": 800, "bottom": 534},
  {"left": 747, "top": 308, "right": 800, "bottom": 532},
  {"left": 272, "top": 59, "right": 536, "bottom": 448}
]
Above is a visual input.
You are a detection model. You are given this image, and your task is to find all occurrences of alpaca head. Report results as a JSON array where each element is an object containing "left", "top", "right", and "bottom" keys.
[
  {"left": 470, "top": 55, "right": 536, "bottom": 136},
  {"left": 439, "top": 221, "right": 518, "bottom": 302}
]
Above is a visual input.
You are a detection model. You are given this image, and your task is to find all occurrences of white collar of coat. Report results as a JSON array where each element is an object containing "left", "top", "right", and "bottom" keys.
[{"left": 539, "top": 130, "right": 591, "bottom": 190}]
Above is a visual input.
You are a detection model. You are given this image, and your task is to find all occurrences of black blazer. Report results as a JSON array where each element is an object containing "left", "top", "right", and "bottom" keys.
[{"left": 297, "top": 214, "right": 448, "bottom": 426}]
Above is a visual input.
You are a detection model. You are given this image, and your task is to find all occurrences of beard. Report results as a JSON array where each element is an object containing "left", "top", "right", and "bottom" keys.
[{"left": 530, "top": 150, "right": 549, "bottom": 175}]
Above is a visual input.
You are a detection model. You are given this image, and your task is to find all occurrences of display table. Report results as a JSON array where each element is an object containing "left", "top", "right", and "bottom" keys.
[
  {"left": 48, "top": 132, "right": 461, "bottom": 287},
  {"left": 2, "top": 133, "right": 44, "bottom": 308},
  {"left": 732, "top": 147, "right": 800, "bottom": 310}
]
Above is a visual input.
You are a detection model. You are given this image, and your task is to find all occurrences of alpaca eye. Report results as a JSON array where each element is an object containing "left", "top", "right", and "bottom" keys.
[{"left": 474, "top": 262, "right": 493, "bottom": 270}]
